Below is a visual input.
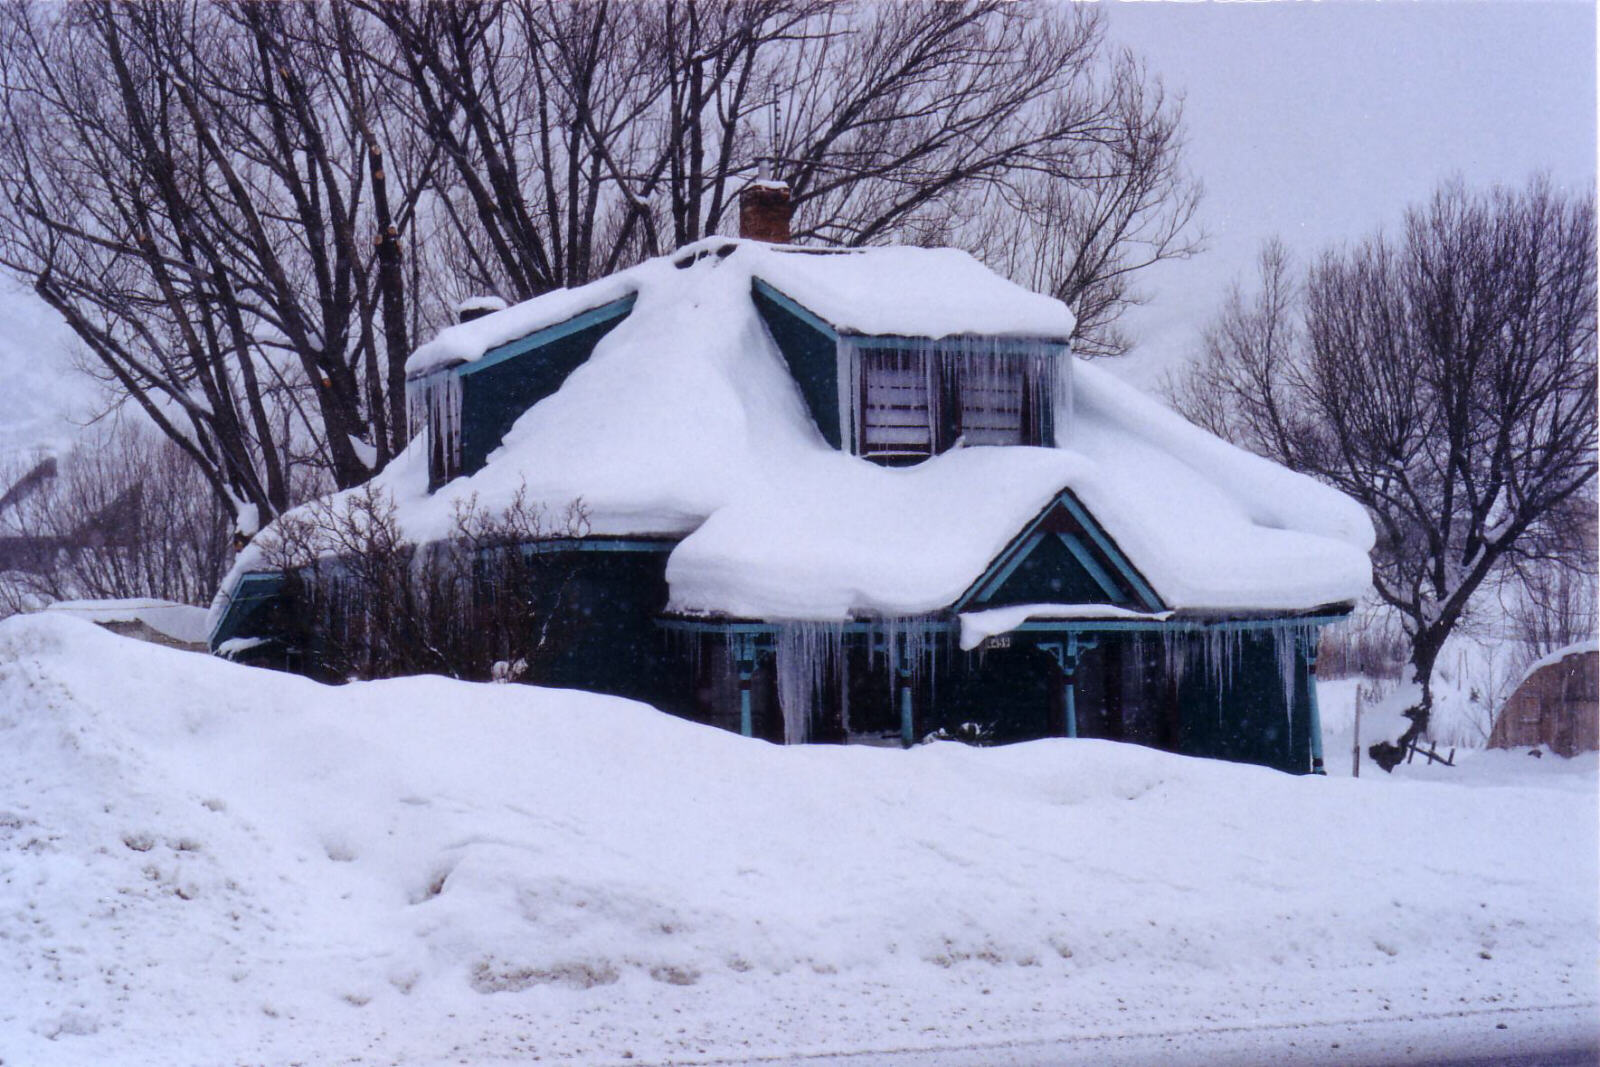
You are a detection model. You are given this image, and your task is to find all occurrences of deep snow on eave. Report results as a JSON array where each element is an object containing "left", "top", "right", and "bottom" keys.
[
  {"left": 749, "top": 242, "right": 1077, "bottom": 340},
  {"left": 406, "top": 239, "right": 1077, "bottom": 378},
  {"left": 664, "top": 358, "right": 1374, "bottom": 621},
  {"left": 406, "top": 272, "right": 641, "bottom": 376}
]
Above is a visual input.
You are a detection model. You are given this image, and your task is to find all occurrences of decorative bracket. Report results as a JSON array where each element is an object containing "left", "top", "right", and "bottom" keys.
[{"left": 1036, "top": 634, "right": 1099, "bottom": 738}]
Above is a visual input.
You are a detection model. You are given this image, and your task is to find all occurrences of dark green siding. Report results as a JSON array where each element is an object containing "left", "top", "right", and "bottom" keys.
[
  {"left": 537, "top": 549, "right": 690, "bottom": 713},
  {"left": 1176, "top": 633, "right": 1309, "bottom": 774},
  {"left": 208, "top": 572, "right": 285, "bottom": 651},
  {"left": 981, "top": 534, "right": 1118, "bottom": 607},
  {"left": 671, "top": 620, "right": 1320, "bottom": 773},
  {"left": 458, "top": 315, "right": 628, "bottom": 476},
  {"left": 930, "top": 643, "right": 1061, "bottom": 741},
  {"left": 208, "top": 545, "right": 697, "bottom": 712},
  {"left": 752, "top": 286, "right": 842, "bottom": 448}
]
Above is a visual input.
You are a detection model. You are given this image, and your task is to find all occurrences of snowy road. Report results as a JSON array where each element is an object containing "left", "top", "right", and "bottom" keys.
[{"left": 700, "top": 1006, "right": 1599, "bottom": 1067}]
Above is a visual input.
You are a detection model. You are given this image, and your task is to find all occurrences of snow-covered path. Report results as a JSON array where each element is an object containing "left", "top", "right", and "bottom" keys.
[{"left": 1, "top": 615, "right": 1594, "bottom": 1065}]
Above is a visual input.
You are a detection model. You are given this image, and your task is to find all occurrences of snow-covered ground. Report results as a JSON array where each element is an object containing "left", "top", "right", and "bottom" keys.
[{"left": 2, "top": 615, "right": 1595, "bottom": 1066}]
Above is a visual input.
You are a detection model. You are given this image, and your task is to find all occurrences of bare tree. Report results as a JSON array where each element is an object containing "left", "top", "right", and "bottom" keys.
[
  {"left": 2, "top": 0, "right": 1197, "bottom": 535},
  {"left": 963, "top": 50, "right": 1203, "bottom": 358},
  {"left": 0, "top": 0, "right": 436, "bottom": 528},
  {"left": 1502, "top": 489, "right": 1599, "bottom": 671},
  {"left": 363, "top": 0, "right": 1199, "bottom": 348},
  {"left": 1174, "top": 178, "right": 1597, "bottom": 767},
  {"left": 0, "top": 421, "right": 232, "bottom": 614}
]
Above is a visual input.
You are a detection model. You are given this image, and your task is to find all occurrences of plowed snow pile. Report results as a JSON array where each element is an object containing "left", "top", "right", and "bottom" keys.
[{"left": 1, "top": 615, "right": 1595, "bottom": 1065}]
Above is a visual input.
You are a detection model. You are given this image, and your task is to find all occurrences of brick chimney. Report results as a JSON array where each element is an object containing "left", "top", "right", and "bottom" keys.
[
  {"left": 739, "top": 180, "right": 792, "bottom": 243},
  {"left": 455, "top": 295, "right": 507, "bottom": 324}
]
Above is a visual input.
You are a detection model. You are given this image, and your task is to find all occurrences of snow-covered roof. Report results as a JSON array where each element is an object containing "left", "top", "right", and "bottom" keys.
[
  {"left": 665, "top": 358, "right": 1374, "bottom": 620},
  {"left": 221, "top": 237, "right": 1372, "bottom": 633},
  {"left": 405, "top": 240, "right": 1074, "bottom": 377},
  {"left": 44, "top": 598, "right": 211, "bottom": 645},
  {"left": 1512, "top": 639, "right": 1599, "bottom": 690},
  {"left": 410, "top": 276, "right": 638, "bottom": 376},
  {"left": 751, "top": 244, "right": 1075, "bottom": 339}
]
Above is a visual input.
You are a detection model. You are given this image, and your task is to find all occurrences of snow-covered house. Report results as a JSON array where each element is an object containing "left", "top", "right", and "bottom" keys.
[{"left": 210, "top": 185, "right": 1373, "bottom": 774}]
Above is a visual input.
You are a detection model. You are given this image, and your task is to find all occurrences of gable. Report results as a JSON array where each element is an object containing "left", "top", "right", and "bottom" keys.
[
  {"left": 956, "top": 490, "right": 1164, "bottom": 613},
  {"left": 752, "top": 280, "right": 842, "bottom": 448},
  {"left": 410, "top": 294, "right": 636, "bottom": 489},
  {"left": 458, "top": 303, "right": 633, "bottom": 476}
]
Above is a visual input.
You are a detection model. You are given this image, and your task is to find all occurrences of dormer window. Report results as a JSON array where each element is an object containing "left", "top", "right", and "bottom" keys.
[
  {"left": 845, "top": 339, "right": 1059, "bottom": 465},
  {"left": 750, "top": 274, "right": 1071, "bottom": 466},
  {"left": 405, "top": 292, "right": 636, "bottom": 492},
  {"left": 860, "top": 349, "right": 935, "bottom": 461},
  {"left": 959, "top": 358, "right": 1028, "bottom": 446}
]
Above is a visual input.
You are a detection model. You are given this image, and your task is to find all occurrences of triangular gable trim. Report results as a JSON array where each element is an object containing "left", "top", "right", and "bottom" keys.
[
  {"left": 456, "top": 293, "right": 638, "bottom": 379},
  {"left": 954, "top": 489, "right": 1166, "bottom": 613}
]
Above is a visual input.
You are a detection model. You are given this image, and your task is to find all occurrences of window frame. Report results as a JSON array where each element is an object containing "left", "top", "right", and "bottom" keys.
[{"left": 847, "top": 338, "right": 1058, "bottom": 464}]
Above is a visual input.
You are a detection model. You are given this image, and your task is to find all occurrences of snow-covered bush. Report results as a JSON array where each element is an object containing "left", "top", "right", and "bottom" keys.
[{"left": 257, "top": 483, "right": 589, "bottom": 682}]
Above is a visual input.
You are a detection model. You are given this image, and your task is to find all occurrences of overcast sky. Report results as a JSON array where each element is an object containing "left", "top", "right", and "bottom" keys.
[
  {"left": 1, "top": 1, "right": 1595, "bottom": 455},
  {"left": 1101, "top": 0, "right": 1597, "bottom": 386}
]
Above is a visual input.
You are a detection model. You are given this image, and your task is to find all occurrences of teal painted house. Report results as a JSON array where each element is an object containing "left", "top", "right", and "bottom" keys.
[{"left": 211, "top": 185, "right": 1374, "bottom": 774}]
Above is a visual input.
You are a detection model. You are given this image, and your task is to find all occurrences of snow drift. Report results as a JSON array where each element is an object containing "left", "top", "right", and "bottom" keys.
[{"left": 2, "top": 614, "right": 1593, "bottom": 1065}]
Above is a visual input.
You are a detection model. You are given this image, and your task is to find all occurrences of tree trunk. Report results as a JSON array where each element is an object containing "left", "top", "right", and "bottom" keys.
[{"left": 1369, "top": 623, "right": 1447, "bottom": 772}]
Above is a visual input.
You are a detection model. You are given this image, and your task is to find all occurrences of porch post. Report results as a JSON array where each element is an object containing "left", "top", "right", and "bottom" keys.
[
  {"left": 1063, "top": 634, "right": 1080, "bottom": 738},
  {"left": 899, "top": 666, "right": 914, "bottom": 748},
  {"left": 735, "top": 634, "right": 755, "bottom": 738},
  {"left": 1304, "top": 630, "right": 1325, "bottom": 775},
  {"left": 1039, "top": 636, "right": 1083, "bottom": 738},
  {"left": 1064, "top": 675, "right": 1078, "bottom": 739}
]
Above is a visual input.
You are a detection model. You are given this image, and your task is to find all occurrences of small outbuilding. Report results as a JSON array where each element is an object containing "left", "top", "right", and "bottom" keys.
[
  {"left": 42, "top": 598, "right": 211, "bottom": 652},
  {"left": 1489, "top": 643, "right": 1599, "bottom": 757}
]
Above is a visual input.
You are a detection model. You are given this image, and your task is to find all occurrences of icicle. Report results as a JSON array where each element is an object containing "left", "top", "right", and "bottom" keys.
[
  {"left": 1161, "top": 626, "right": 1189, "bottom": 688},
  {"left": 1271, "top": 621, "right": 1321, "bottom": 722},
  {"left": 1274, "top": 624, "right": 1298, "bottom": 717},
  {"left": 407, "top": 369, "right": 462, "bottom": 475},
  {"left": 840, "top": 335, "right": 1066, "bottom": 458},
  {"left": 773, "top": 621, "right": 848, "bottom": 744}
]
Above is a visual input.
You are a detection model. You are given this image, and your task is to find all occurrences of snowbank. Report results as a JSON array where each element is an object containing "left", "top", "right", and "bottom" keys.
[{"left": 2, "top": 614, "right": 1593, "bottom": 1065}]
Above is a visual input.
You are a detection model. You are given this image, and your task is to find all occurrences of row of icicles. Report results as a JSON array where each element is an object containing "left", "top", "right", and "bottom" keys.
[{"left": 716, "top": 619, "right": 1325, "bottom": 744}]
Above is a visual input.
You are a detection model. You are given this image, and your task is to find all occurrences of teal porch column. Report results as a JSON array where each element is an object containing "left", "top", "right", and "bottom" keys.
[
  {"left": 1303, "top": 629, "right": 1326, "bottom": 775},
  {"left": 1038, "top": 634, "right": 1095, "bottom": 738},
  {"left": 733, "top": 633, "right": 756, "bottom": 738},
  {"left": 899, "top": 666, "right": 915, "bottom": 748}
]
